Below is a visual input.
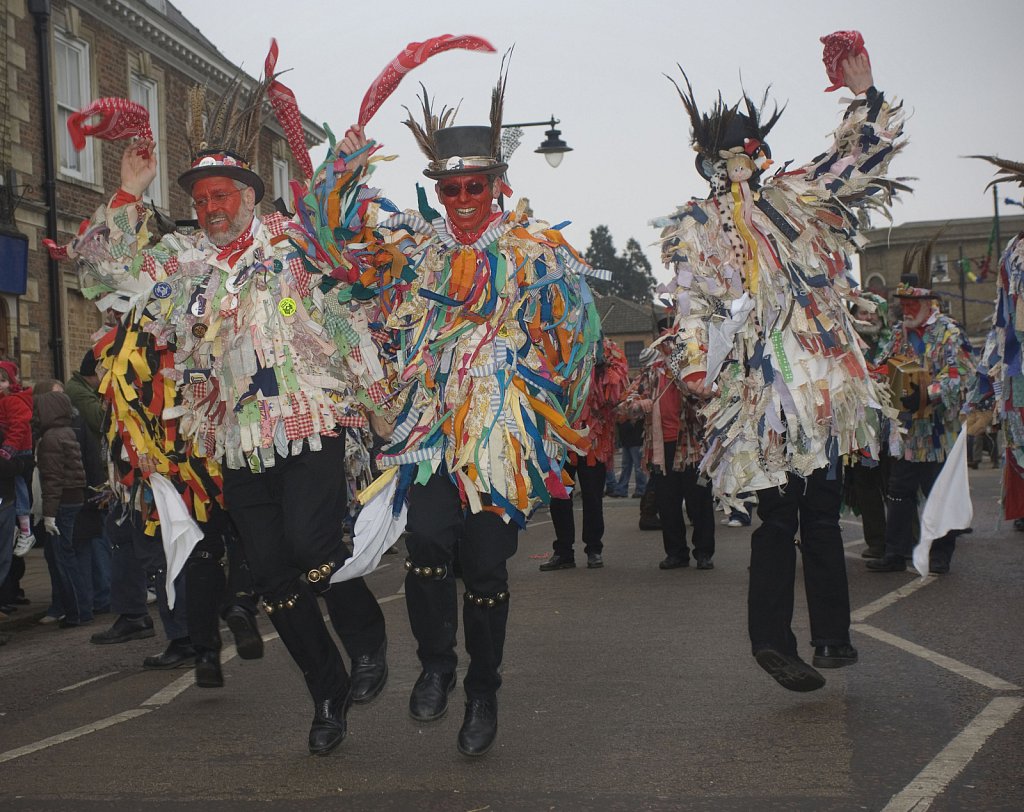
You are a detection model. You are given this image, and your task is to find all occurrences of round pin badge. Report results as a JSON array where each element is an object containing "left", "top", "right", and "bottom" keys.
[
  {"left": 153, "top": 281, "right": 172, "bottom": 299},
  {"left": 191, "top": 323, "right": 208, "bottom": 338},
  {"left": 278, "top": 297, "right": 297, "bottom": 317}
]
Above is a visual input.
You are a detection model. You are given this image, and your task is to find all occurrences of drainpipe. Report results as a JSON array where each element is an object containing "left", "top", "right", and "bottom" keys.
[{"left": 29, "top": 0, "right": 65, "bottom": 380}]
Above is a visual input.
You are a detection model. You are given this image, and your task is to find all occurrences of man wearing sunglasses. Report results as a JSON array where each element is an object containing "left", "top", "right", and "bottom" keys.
[
  {"left": 53, "top": 90, "right": 389, "bottom": 757},
  {"left": 331, "top": 82, "right": 605, "bottom": 756}
]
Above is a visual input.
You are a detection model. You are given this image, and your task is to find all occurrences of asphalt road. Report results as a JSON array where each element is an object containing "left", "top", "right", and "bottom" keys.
[{"left": 1, "top": 466, "right": 1021, "bottom": 811}]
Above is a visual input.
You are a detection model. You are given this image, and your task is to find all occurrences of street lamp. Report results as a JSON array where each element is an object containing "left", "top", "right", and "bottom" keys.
[{"left": 501, "top": 116, "right": 573, "bottom": 167}]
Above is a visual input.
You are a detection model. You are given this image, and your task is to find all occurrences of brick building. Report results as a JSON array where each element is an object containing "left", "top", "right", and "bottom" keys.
[
  {"left": 594, "top": 294, "right": 661, "bottom": 372},
  {"left": 0, "top": 0, "right": 325, "bottom": 383},
  {"left": 860, "top": 214, "right": 1024, "bottom": 341}
]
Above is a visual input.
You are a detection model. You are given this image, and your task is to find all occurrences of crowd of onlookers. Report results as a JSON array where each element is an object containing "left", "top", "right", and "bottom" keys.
[{"left": 0, "top": 352, "right": 112, "bottom": 636}]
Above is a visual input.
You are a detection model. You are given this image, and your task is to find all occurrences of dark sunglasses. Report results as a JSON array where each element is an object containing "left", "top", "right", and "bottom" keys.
[{"left": 439, "top": 180, "right": 488, "bottom": 198}]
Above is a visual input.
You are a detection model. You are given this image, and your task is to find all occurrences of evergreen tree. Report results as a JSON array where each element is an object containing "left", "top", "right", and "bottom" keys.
[{"left": 584, "top": 226, "right": 656, "bottom": 305}]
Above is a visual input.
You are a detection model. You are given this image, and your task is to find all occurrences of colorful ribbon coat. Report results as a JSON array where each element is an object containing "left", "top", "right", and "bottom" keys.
[
  {"left": 653, "top": 90, "right": 906, "bottom": 500},
  {"left": 62, "top": 163, "right": 385, "bottom": 473}
]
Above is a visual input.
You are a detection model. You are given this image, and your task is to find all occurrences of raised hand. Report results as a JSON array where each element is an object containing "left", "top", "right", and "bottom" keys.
[
  {"left": 841, "top": 53, "right": 874, "bottom": 95},
  {"left": 120, "top": 138, "right": 158, "bottom": 197},
  {"left": 338, "top": 125, "right": 370, "bottom": 171}
]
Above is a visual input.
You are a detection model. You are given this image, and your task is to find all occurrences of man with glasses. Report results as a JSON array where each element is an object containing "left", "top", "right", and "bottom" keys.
[
  {"left": 335, "top": 76, "right": 604, "bottom": 755},
  {"left": 54, "top": 94, "right": 388, "bottom": 756}
]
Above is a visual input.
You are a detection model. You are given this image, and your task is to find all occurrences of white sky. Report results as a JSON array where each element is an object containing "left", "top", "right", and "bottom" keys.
[{"left": 172, "top": 0, "right": 1024, "bottom": 285}]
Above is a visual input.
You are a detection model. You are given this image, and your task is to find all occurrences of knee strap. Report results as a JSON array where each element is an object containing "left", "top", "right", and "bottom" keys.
[
  {"left": 405, "top": 557, "right": 449, "bottom": 580},
  {"left": 463, "top": 589, "right": 510, "bottom": 608},
  {"left": 305, "top": 558, "right": 342, "bottom": 595}
]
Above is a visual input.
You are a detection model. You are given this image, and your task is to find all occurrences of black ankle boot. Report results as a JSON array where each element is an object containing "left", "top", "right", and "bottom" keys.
[
  {"left": 309, "top": 688, "right": 353, "bottom": 756},
  {"left": 194, "top": 649, "right": 224, "bottom": 688},
  {"left": 457, "top": 696, "right": 498, "bottom": 757},
  {"left": 350, "top": 639, "right": 388, "bottom": 704}
]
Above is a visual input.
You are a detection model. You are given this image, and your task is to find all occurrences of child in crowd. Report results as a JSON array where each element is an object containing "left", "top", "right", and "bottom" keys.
[{"left": 0, "top": 361, "right": 35, "bottom": 556}]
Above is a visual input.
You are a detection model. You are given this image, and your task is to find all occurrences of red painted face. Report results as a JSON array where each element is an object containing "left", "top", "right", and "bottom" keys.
[
  {"left": 436, "top": 173, "right": 496, "bottom": 235},
  {"left": 192, "top": 176, "right": 254, "bottom": 246}
]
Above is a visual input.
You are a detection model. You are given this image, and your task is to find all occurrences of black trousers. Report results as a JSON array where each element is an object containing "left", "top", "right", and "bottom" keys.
[
  {"left": 884, "top": 459, "right": 958, "bottom": 566},
  {"left": 652, "top": 442, "right": 715, "bottom": 561},
  {"left": 550, "top": 458, "right": 606, "bottom": 558},
  {"left": 185, "top": 507, "right": 259, "bottom": 653},
  {"left": 749, "top": 466, "right": 851, "bottom": 656},
  {"left": 223, "top": 435, "right": 385, "bottom": 701},
  {"left": 405, "top": 473, "right": 518, "bottom": 699},
  {"left": 850, "top": 458, "right": 888, "bottom": 555}
]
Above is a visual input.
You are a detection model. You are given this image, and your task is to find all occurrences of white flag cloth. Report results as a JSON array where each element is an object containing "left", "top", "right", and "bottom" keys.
[
  {"left": 148, "top": 472, "right": 204, "bottom": 609},
  {"left": 705, "top": 292, "right": 755, "bottom": 384},
  {"left": 912, "top": 424, "right": 973, "bottom": 577},
  {"left": 330, "top": 468, "right": 407, "bottom": 585}
]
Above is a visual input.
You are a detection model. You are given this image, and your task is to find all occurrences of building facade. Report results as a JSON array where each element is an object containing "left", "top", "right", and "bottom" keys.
[
  {"left": 860, "top": 214, "right": 1024, "bottom": 341},
  {"left": 0, "top": 0, "right": 325, "bottom": 383},
  {"left": 594, "top": 294, "right": 660, "bottom": 372}
]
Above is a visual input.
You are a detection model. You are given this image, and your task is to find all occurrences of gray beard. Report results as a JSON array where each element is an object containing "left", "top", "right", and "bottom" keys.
[{"left": 852, "top": 319, "right": 881, "bottom": 338}]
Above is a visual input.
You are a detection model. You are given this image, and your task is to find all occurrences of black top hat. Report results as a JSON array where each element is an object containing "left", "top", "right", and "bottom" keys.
[
  {"left": 422, "top": 126, "right": 508, "bottom": 180},
  {"left": 177, "top": 149, "right": 265, "bottom": 203}
]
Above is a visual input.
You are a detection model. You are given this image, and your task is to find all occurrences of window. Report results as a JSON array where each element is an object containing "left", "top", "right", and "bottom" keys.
[
  {"left": 272, "top": 156, "right": 290, "bottom": 207},
  {"left": 625, "top": 340, "right": 645, "bottom": 368},
  {"left": 129, "top": 73, "right": 162, "bottom": 206},
  {"left": 55, "top": 31, "right": 93, "bottom": 182}
]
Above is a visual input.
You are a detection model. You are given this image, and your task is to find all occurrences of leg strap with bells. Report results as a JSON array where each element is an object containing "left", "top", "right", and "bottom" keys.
[
  {"left": 405, "top": 558, "right": 449, "bottom": 580},
  {"left": 305, "top": 559, "right": 341, "bottom": 595},
  {"left": 261, "top": 591, "right": 301, "bottom": 615},
  {"left": 464, "top": 589, "right": 510, "bottom": 609}
]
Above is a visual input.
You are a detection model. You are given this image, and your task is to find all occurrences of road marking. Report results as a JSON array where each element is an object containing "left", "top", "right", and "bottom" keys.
[
  {"left": 57, "top": 672, "right": 120, "bottom": 693},
  {"left": 882, "top": 696, "right": 1024, "bottom": 812},
  {"left": 851, "top": 576, "right": 936, "bottom": 622},
  {"left": 0, "top": 709, "right": 151, "bottom": 764},
  {"left": 853, "top": 624, "right": 1021, "bottom": 691}
]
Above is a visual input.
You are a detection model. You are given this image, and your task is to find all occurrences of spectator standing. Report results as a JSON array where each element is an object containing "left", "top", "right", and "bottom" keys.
[
  {"left": 0, "top": 361, "right": 36, "bottom": 557},
  {"left": 35, "top": 389, "right": 90, "bottom": 627}
]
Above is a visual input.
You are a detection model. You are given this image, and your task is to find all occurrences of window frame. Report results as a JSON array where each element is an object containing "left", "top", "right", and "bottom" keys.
[{"left": 54, "top": 30, "right": 94, "bottom": 183}]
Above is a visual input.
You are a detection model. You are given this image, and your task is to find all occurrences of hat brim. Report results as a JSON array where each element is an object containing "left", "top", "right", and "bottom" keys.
[
  {"left": 895, "top": 291, "right": 936, "bottom": 299},
  {"left": 423, "top": 163, "right": 508, "bottom": 181},
  {"left": 178, "top": 165, "right": 265, "bottom": 203}
]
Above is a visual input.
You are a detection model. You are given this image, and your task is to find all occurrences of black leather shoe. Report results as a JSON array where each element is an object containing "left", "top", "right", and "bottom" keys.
[
  {"left": 812, "top": 643, "right": 859, "bottom": 669},
  {"left": 754, "top": 648, "right": 825, "bottom": 692},
  {"left": 194, "top": 649, "right": 224, "bottom": 688},
  {"left": 457, "top": 697, "right": 498, "bottom": 757},
  {"left": 539, "top": 554, "right": 576, "bottom": 571},
  {"left": 409, "top": 670, "right": 457, "bottom": 721},
  {"left": 695, "top": 554, "right": 714, "bottom": 570},
  {"left": 860, "top": 548, "right": 885, "bottom": 559},
  {"left": 659, "top": 556, "right": 689, "bottom": 570},
  {"left": 224, "top": 605, "right": 264, "bottom": 660},
  {"left": 308, "top": 688, "right": 353, "bottom": 756},
  {"left": 866, "top": 555, "right": 907, "bottom": 572},
  {"left": 350, "top": 639, "right": 388, "bottom": 704},
  {"left": 586, "top": 553, "right": 603, "bottom": 569},
  {"left": 143, "top": 638, "right": 197, "bottom": 669},
  {"left": 90, "top": 614, "right": 155, "bottom": 645}
]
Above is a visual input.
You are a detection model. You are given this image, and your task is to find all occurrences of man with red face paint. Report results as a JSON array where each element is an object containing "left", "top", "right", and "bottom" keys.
[
  {"left": 334, "top": 75, "right": 604, "bottom": 757},
  {"left": 866, "top": 283, "right": 975, "bottom": 573},
  {"left": 54, "top": 99, "right": 390, "bottom": 755}
]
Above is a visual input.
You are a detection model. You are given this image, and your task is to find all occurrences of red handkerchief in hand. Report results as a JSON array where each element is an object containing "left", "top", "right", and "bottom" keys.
[
  {"left": 820, "top": 31, "right": 870, "bottom": 92},
  {"left": 66, "top": 98, "right": 153, "bottom": 150}
]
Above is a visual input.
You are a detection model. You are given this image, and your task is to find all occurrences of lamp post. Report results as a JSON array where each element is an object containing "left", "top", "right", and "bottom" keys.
[{"left": 501, "top": 116, "right": 573, "bottom": 167}]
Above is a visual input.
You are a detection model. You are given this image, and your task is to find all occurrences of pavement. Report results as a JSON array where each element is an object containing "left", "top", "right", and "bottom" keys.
[{"left": 1, "top": 464, "right": 1021, "bottom": 810}]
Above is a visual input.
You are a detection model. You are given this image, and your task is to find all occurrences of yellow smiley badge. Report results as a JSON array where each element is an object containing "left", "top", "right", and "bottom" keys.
[{"left": 278, "top": 297, "right": 297, "bottom": 317}]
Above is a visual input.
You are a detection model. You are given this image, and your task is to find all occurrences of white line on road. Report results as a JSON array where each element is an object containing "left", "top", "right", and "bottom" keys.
[
  {"left": 851, "top": 576, "right": 936, "bottom": 622},
  {"left": 57, "top": 671, "right": 120, "bottom": 693},
  {"left": 853, "top": 623, "right": 1021, "bottom": 691},
  {"left": 882, "top": 696, "right": 1024, "bottom": 812},
  {"left": 0, "top": 709, "right": 151, "bottom": 764}
]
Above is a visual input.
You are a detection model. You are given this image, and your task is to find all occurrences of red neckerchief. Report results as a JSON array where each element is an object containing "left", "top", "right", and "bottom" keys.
[
  {"left": 215, "top": 219, "right": 256, "bottom": 267},
  {"left": 448, "top": 211, "right": 501, "bottom": 245}
]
